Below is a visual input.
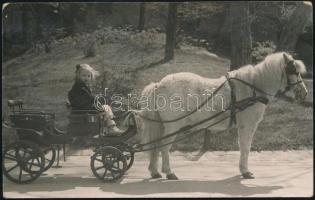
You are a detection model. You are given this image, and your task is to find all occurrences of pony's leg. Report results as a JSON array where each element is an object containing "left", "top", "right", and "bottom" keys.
[
  {"left": 161, "top": 145, "right": 178, "bottom": 180},
  {"left": 148, "top": 149, "right": 162, "bottom": 178},
  {"left": 238, "top": 123, "right": 258, "bottom": 179},
  {"left": 237, "top": 103, "right": 265, "bottom": 179}
]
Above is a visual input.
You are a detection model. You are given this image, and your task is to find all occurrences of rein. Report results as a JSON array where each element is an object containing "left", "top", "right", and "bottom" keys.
[
  {"left": 133, "top": 64, "right": 301, "bottom": 124},
  {"left": 133, "top": 80, "right": 227, "bottom": 123},
  {"left": 132, "top": 95, "right": 265, "bottom": 152},
  {"left": 134, "top": 75, "right": 272, "bottom": 124},
  {"left": 131, "top": 74, "right": 287, "bottom": 152}
]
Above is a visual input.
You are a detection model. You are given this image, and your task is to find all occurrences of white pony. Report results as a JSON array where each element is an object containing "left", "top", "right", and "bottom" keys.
[{"left": 128, "top": 52, "right": 308, "bottom": 180}]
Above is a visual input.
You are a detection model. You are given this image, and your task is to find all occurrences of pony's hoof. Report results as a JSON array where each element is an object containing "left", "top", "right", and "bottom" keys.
[
  {"left": 151, "top": 173, "right": 162, "bottom": 179},
  {"left": 166, "top": 173, "right": 178, "bottom": 180},
  {"left": 242, "top": 172, "right": 255, "bottom": 179}
]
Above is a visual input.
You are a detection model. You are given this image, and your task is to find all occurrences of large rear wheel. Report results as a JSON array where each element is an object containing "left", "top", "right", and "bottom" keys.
[
  {"left": 3, "top": 140, "right": 45, "bottom": 184},
  {"left": 42, "top": 145, "right": 56, "bottom": 171}
]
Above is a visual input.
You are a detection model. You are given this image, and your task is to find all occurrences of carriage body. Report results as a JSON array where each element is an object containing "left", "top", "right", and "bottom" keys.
[
  {"left": 67, "top": 110, "right": 105, "bottom": 137},
  {"left": 6, "top": 101, "right": 108, "bottom": 145},
  {"left": 3, "top": 100, "right": 136, "bottom": 184},
  {"left": 9, "top": 110, "right": 56, "bottom": 146}
]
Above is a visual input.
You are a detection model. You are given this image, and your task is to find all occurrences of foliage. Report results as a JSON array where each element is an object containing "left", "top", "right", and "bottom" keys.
[
  {"left": 251, "top": 41, "right": 276, "bottom": 64},
  {"left": 83, "top": 39, "right": 97, "bottom": 57},
  {"left": 129, "top": 28, "right": 165, "bottom": 51},
  {"left": 279, "top": 3, "right": 298, "bottom": 23}
]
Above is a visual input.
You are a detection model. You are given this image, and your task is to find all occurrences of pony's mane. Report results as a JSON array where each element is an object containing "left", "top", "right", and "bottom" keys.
[
  {"left": 294, "top": 60, "right": 307, "bottom": 74},
  {"left": 229, "top": 64, "right": 255, "bottom": 82},
  {"left": 264, "top": 52, "right": 307, "bottom": 74}
]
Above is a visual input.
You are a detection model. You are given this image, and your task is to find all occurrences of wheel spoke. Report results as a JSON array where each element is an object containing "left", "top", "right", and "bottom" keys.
[
  {"left": 27, "top": 159, "right": 41, "bottom": 167},
  {"left": 111, "top": 170, "right": 116, "bottom": 178},
  {"left": 19, "top": 167, "right": 23, "bottom": 182},
  {"left": 5, "top": 154, "right": 17, "bottom": 161},
  {"left": 7, "top": 163, "right": 19, "bottom": 173},
  {"left": 102, "top": 169, "right": 107, "bottom": 179},
  {"left": 22, "top": 149, "right": 27, "bottom": 158},
  {"left": 94, "top": 158, "right": 103, "bottom": 163},
  {"left": 95, "top": 165, "right": 105, "bottom": 171},
  {"left": 36, "top": 157, "right": 41, "bottom": 166},
  {"left": 28, "top": 158, "right": 35, "bottom": 170},
  {"left": 23, "top": 149, "right": 34, "bottom": 158},
  {"left": 111, "top": 166, "right": 122, "bottom": 173}
]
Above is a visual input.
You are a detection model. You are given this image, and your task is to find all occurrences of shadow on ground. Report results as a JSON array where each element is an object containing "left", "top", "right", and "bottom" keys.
[{"left": 4, "top": 175, "right": 283, "bottom": 197}]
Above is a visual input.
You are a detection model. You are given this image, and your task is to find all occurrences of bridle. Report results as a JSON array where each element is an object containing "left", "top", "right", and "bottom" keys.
[
  {"left": 282, "top": 59, "right": 303, "bottom": 93},
  {"left": 226, "top": 57, "right": 304, "bottom": 127}
]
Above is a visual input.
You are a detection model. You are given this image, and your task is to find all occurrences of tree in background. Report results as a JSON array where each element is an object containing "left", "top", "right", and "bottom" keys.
[
  {"left": 138, "top": 2, "right": 146, "bottom": 31},
  {"left": 203, "top": 1, "right": 252, "bottom": 150},
  {"left": 276, "top": 2, "right": 312, "bottom": 52},
  {"left": 229, "top": 1, "right": 252, "bottom": 70},
  {"left": 164, "top": 3, "right": 178, "bottom": 62}
]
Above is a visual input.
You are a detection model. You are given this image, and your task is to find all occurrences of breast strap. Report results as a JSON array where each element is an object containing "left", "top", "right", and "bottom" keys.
[
  {"left": 225, "top": 73, "right": 269, "bottom": 128},
  {"left": 225, "top": 74, "right": 237, "bottom": 127}
]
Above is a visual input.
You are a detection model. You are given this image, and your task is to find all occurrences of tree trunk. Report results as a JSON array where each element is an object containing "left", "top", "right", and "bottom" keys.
[
  {"left": 230, "top": 1, "right": 252, "bottom": 70},
  {"left": 86, "top": 3, "right": 98, "bottom": 30},
  {"left": 164, "top": 3, "right": 178, "bottom": 62},
  {"left": 31, "top": 5, "right": 43, "bottom": 41},
  {"left": 21, "top": 5, "right": 29, "bottom": 46},
  {"left": 276, "top": 2, "right": 312, "bottom": 52},
  {"left": 138, "top": 2, "right": 146, "bottom": 31}
]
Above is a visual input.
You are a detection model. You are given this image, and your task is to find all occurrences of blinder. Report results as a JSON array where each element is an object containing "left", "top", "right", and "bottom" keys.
[
  {"left": 283, "top": 60, "right": 302, "bottom": 92},
  {"left": 285, "top": 60, "right": 299, "bottom": 75}
]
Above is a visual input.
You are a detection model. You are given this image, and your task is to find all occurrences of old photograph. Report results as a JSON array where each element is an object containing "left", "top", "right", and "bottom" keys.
[{"left": 2, "top": 1, "right": 313, "bottom": 198}]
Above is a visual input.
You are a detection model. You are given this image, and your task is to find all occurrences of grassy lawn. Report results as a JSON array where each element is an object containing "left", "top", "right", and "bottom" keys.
[{"left": 2, "top": 29, "right": 313, "bottom": 151}]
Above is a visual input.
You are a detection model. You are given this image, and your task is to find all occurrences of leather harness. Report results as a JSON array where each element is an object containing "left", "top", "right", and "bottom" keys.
[{"left": 225, "top": 73, "right": 269, "bottom": 127}]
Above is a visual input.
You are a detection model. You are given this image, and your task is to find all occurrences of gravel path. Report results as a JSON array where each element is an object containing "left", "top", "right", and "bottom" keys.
[{"left": 3, "top": 150, "right": 313, "bottom": 198}]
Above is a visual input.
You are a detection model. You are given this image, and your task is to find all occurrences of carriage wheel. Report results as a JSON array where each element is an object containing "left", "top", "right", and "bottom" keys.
[
  {"left": 42, "top": 145, "right": 56, "bottom": 171},
  {"left": 115, "top": 144, "right": 134, "bottom": 171},
  {"left": 90, "top": 146, "right": 127, "bottom": 182},
  {"left": 2, "top": 141, "right": 45, "bottom": 184}
]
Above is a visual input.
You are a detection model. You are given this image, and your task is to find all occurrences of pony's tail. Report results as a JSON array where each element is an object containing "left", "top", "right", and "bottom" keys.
[{"left": 140, "top": 82, "right": 164, "bottom": 151}]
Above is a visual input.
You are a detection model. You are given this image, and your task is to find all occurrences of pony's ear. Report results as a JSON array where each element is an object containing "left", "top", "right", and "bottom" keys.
[
  {"left": 75, "top": 64, "right": 81, "bottom": 73},
  {"left": 283, "top": 53, "right": 292, "bottom": 64},
  {"left": 76, "top": 64, "right": 81, "bottom": 71}
]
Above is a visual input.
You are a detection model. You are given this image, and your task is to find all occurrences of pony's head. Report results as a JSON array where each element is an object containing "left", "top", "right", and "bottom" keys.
[
  {"left": 280, "top": 53, "right": 308, "bottom": 102},
  {"left": 75, "top": 64, "right": 100, "bottom": 87}
]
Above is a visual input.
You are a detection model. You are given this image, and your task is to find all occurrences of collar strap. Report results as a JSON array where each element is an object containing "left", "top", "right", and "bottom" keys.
[
  {"left": 225, "top": 73, "right": 270, "bottom": 127},
  {"left": 255, "top": 96, "right": 269, "bottom": 105},
  {"left": 225, "top": 74, "right": 237, "bottom": 126},
  {"left": 228, "top": 77, "right": 274, "bottom": 97}
]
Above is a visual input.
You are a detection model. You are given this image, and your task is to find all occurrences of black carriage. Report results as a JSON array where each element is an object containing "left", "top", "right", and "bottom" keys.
[{"left": 2, "top": 100, "right": 136, "bottom": 184}]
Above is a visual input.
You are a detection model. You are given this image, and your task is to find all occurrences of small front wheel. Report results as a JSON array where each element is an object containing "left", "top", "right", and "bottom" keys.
[
  {"left": 90, "top": 146, "right": 127, "bottom": 182},
  {"left": 115, "top": 144, "right": 134, "bottom": 171}
]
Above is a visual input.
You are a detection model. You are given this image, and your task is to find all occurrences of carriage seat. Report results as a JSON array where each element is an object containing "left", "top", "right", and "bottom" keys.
[
  {"left": 65, "top": 100, "right": 100, "bottom": 114},
  {"left": 65, "top": 101, "right": 106, "bottom": 137}
]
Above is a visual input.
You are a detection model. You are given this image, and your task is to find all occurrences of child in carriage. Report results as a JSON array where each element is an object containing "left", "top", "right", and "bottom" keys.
[{"left": 68, "top": 63, "right": 124, "bottom": 136}]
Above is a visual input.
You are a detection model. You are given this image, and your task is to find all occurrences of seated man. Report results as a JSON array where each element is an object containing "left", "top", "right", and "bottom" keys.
[{"left": 68, "top": 63, "right": 124, "bottom": 136}]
